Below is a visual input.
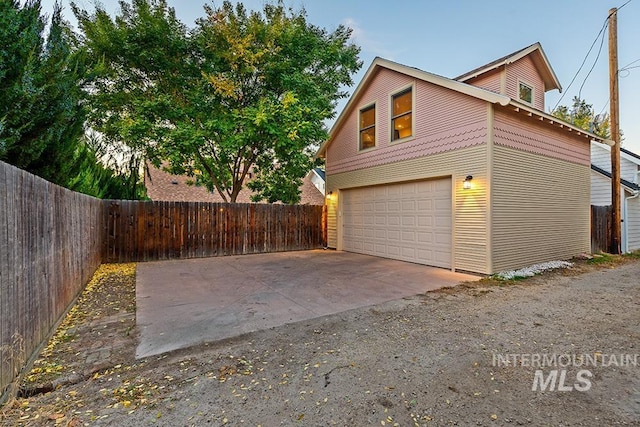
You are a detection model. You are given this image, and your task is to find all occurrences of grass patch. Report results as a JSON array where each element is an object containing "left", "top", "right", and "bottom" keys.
[{"left": 586, "top": 253, "right": 615, "bottom": 264}]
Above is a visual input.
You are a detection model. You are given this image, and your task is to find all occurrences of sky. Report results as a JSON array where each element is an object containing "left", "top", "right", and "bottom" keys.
[{"left": 42, "top": 0, "right": 640, "bottom": 154}]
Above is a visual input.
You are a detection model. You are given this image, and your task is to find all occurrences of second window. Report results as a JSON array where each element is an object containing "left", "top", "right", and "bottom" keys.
[{"left": 391, "top": 87, "right": 413, "bottom": 141}]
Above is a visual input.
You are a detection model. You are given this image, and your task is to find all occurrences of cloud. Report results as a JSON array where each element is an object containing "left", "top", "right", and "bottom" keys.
[{"left": 341, "top": 17, "right": 395, "bottom": 60}]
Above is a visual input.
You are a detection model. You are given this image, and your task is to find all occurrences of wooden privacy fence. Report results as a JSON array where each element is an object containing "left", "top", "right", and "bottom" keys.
[
  {"left": 1, "top": 159, "right": 327, "bottom": 398},
  {"left": 591, "top": 204, "right": 613, "bottom": 253},
  {"left": 104, "top": 201, "right": 327, "bottom": 263},
  {"left": 0, "top": 161, "right": 103, "bottom": 397}
]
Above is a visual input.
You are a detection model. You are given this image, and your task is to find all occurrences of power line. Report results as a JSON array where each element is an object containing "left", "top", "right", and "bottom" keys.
[
  {"left": 620, "top": 58, "right": 640, "bottom": 70},
  {"left": 618, "top": 0, "right": 634, "bottom": 10},
  {"left": 553, "top": 1, "right": 633, "bottom": 110},
  {"left": 578, "top": 24, "right": 607, "bottom": 100},
  {"left": 552, "top": 18, "right": 609, "bottom": 109}
]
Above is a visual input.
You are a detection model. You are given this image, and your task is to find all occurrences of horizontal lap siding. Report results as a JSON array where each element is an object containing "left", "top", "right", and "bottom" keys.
[
  {"left": 592, "top": 142, "right": 640, "bottom": 183},
  {"left": 506, "top": 56, "right": 545, "bottom": 111},
  {"left": 327, "top": 145, "right": 490, "bottom": 274},
  {"left": 591, "top": 172, "right": 612, "bottom": 206},
  {"left": 464, "top": 68, "right": 503, "bottom": 94},
  {"left": 628, "top": 197, "right": 640, "bottom": 251},
  {"left": 491, "top": 146, "right": 590, "bottom": 272},
  {"left": 494, "top": 108, "right": 591, "bottom": 166},
  {"left": 326, "top": 68, "right": 487, "bottom": 176}
]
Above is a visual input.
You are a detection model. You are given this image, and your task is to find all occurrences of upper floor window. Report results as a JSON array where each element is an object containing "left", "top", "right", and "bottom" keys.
[
  {"left": 518, "top": 81, "right": 533, "bottom": 104},
  {"left": 391, "top": 87, "right": 413, "bottom": 141},
  {"left": 359, "top": 103, "right": 376, "bottom": 150}
]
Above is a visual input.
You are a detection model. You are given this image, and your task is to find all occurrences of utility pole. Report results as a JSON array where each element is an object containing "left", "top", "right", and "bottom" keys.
[{"left": 609, "top": 7, "right": 621, "bottom": 254}]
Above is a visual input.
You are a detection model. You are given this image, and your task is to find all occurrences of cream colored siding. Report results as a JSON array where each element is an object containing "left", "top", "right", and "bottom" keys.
[
  {"left": 491, "top": 145, "right": 590, "bottom": 272},
  {"left": 628, "top": 196, "right": 640, "bottom": 251},
  {"left": 591, "top": 171, "right": 612, "bottom": 206},
  {"left": 327, "top": 145, "right": 490, "bottom": 274}
]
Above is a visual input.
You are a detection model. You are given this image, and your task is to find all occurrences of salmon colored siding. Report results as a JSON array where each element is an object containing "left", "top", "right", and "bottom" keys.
[
  {"left": 491, "top": 145, "right": 591, "bottom": 271},
  {"left": 465, "top": 68, "right": 503, "bottom": 95},
  {"left": 494, "top": 108, "right": 590, "bottom": 166},
  {"left": 505, "top": 56, "right": 545, "bottom": 110},
  {"left": 326, "top": 68, "right": 488, "bottom": 176}
]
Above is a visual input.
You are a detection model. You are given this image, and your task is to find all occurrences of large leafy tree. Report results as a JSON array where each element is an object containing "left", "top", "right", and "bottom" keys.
[
  {"left": 551, "top": 96, "right": 611, "bottom": 139},
  {"left": 74, "top": 0, "right": 361, "bottom": 203}
]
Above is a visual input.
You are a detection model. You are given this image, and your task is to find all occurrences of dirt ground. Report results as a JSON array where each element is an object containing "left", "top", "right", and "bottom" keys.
[{"left": 2, "top": 254, "right": 640, "bottom": 426}]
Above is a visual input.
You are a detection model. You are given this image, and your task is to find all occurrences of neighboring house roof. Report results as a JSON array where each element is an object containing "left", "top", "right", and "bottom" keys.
[
  {"left": 317, "top": 51, "right": 603, "bottom": 157},
  {"left": 592, "top": 140, "right": 640, "bottom": 166},
  {"left": 145, "top": 163, "right": 325, "bottom": 205},
  {"left": 622, "top": 146, "right": 640, "bottom": 163},
  {"left": 313, "top": 167, "right": 326, "bottom": 181},
  {"left": 591, "top": 164, "right": 640, "bottom": 192},
  {"left": 455, "top": 42, "right": 562, "bottom": 92}
]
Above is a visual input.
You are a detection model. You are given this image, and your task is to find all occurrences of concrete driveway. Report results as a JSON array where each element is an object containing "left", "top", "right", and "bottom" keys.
[{"left": 135, "top": 250, "right": 479, "bottom": 357}]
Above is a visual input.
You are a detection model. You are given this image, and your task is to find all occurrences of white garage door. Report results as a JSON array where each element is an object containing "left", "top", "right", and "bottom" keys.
[{"left": 342, "top": 178, "right": 452, "bottom": 268}]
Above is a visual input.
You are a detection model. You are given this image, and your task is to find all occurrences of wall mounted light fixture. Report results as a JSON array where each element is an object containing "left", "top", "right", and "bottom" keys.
[
  {"left": 463, "top": 175, "right": 473, "bottom": 190},
  {"left": 326, "top": 191, "right": 333, "bottom": 199}
]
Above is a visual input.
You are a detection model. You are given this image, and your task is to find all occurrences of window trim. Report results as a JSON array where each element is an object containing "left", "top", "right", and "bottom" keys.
[
  {"left": 358, "top": 101, "right": 377, "bottom": 152},
  {"left": 389, "top": 83, "right": 415, "bottom": 143},
  {"left": 517, "top": 79, "right": 534, "bottom": 105}
]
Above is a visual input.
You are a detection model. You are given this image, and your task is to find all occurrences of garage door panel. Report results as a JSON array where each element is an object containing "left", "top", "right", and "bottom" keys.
[
  {"left": 402, "top": 200, "right": 415, "bottom": 210},
  {"left": 388, "top": 201, "right": 400, "bottom": 212},
  {"left": 402, "top": 216, "right": 415, "bottom": 226},
  {"left": 417, "top": 216, "right": 432, "bottom": 227},
  {"left": 401, "top": 231, "right": 415, "bottom": 242},
  {"left": 435, "top": 232, "right": 451, "bottom": 244},
  {"left": 342, "top": 178, "right": 452, "bottom": 269},
  {"left": 416, "top": 232, "right": 432, "bottom": 243},
  {"left": 417, "top": 200, "right": 433, "bottom": 210},
  {"left": 387, "top": 230, "right": 400, "bottom": 241}
]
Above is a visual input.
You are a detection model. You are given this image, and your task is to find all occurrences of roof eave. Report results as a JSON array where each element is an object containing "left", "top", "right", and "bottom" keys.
[{"left": 506, "top": 100, "right": 604, "bottom": 142}]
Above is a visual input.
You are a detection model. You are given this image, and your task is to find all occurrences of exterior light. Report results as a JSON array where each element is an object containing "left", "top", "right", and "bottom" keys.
[
  {"left": 463, "top": 175, "right": 473, "bottom": 190},
  {"left": 326, "top": 191, "right": 333, "bottom": 199}
]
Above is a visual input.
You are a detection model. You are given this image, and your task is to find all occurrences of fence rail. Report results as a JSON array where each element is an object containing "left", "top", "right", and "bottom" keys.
[
  {"left": 591, "top": 204, "right": 613, "bottom": 253},
  {"left": 104, "top": 201, "right": 326, "bottom": 263}
]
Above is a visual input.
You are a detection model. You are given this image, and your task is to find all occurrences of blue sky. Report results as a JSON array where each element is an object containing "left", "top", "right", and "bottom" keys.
[{"left": 45, "top": 0, "right": 640, "bottom": 153}]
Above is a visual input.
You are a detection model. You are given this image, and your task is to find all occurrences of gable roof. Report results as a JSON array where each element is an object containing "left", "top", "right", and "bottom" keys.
[
  {"left": 591, "top": 164, "right": 640, "bottom": 192},
  {"left": 455, "top": 42, "right": 562, "bottom": 92},
  {"left": 317, "top": 51, "right": 603, "bottom": 158}
]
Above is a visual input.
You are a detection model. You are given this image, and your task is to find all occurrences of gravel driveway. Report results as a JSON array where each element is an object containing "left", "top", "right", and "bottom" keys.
[{"left": 5, "top": 256, "right": 640, "bottom": 426}]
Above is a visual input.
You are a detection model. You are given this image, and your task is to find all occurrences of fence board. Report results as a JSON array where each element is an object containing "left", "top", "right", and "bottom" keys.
[
  {"left": 0, "top": 161, "right": 103, "bottom": 397},
  {"left": 103, "top": 201, "right": 325, "bottom": 263},
  {"left": 591, "top": 205, "right": 613, "bottom": 253}
]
